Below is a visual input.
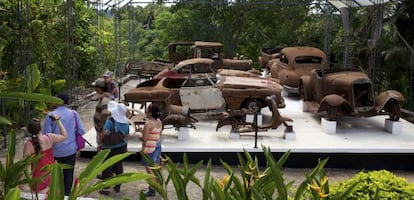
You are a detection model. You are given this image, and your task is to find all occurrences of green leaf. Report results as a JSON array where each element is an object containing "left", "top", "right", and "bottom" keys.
[
  {"left": 48, "top": 162, "right": 65, "bottom": 200},
  {"left": 52, "top": 79, "right": 67, "bottom": 94},
  {"left": 79, "top": 173, "right": 152, "bottom": 195},
  {"left": 78, "top": 150, "right": 110, "bottom": 186},
  {"left": 5, "top": 187, "right": 21, "bottom": 200},
  {"left": 0, "top": 116, "right": 12, "bottom": 126},
  {"left": 25, "top": 64, "right": 41, "bottom": 92},
  {"left": 0, "top": 92, "right": 63, "bottom": 104},
  {"left": 203, "top": 160, "right": 213, "bottom": 200}
]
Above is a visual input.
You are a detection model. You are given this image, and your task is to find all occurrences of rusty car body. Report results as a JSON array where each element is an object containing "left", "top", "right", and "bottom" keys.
[
  {"left": 154, "top": 58, "right": 215, "bottom": 79},
  {"left": 268, "top": 46, "right": 328, "bottom": 94},
  {"left": 124, "top": 74, "right": 285, "bottom": 114},
  {"left": 299, "top": 68, "right": 405, "bottom": 121},
  {"left": 154, "top": 58, "right": 262, "bottom": 80}
]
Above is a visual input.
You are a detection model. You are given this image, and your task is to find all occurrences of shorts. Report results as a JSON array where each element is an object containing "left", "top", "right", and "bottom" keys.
[{"left": 141, "top": 142, "right": 161, "bottom": 166}]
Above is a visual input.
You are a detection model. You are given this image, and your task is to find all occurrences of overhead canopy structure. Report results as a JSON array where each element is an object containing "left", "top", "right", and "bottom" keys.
[{"left": 328, "top": 0, "right": 390, "bottom": 8}]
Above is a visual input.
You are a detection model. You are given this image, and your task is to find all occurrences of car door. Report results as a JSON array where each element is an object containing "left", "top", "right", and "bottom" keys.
[{"left": 179, "top": 76, "right": 226, "bottom": 112}]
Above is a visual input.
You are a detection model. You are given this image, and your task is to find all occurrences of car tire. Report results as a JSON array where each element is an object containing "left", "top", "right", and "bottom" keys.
[{"left": 244, "top": 99, "right": 262, "bottom": 113}]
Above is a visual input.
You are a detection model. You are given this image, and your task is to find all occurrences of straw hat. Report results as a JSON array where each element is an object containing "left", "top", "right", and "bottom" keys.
[{"left": 108, "top": 101, "right": 129, "bottom": 124}]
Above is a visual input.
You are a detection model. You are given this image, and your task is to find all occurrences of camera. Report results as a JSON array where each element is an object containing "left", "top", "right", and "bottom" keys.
[{"left": 49, "top": 115, "right": 59, "bottom": 121}]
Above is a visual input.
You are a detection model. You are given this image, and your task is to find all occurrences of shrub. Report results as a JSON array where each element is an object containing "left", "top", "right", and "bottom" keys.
[{"left": 330, "top": 170, "right": 414, "bottom": 199}]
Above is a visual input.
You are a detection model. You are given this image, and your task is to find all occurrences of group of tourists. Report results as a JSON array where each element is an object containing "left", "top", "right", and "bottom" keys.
[{"left": 22, "top": 70, "right": 162, "bottom": 197}]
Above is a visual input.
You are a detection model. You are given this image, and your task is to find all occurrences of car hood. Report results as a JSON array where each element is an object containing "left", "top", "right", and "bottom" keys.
[
  {"left": 324, "top": 71, "right": 370, "bottom": 86},
  {"left": 219, "top": 76, "right": 283, "bottom": 91}
]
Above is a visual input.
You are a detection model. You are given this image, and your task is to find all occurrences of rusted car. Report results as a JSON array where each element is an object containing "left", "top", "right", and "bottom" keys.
[
  {"left": 154, "top": 58, "right": 215, "bottom": 79},
  {"left": 124, "top": 74, "right": 285, "bottom": 114},
  {"left": 299, "top": 68, "right": 405, "bottom": 121},
  {"left": 268, "top": 46, "right": 328, "bottom": 94},
  {"left": 154, "top": 58, "right": 262, "bottom": 80}
]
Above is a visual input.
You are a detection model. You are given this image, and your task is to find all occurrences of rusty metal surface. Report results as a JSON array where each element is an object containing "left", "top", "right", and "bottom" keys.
[
  {"left": 268, "top": 46, "right": 328, "bottom": 92},
  {"left": 216, "top": 97, "right": 292, "bottom": 133},
  {"left": 258, "top": 47, "right": 282, "bottom": 69},
  {"left": 301, "top": 68, "right": 405, "bottom": 121},
  {"left": 124, "top": 74, "right": 285, "bottom": 114},
  {"left": 154, "top": 58, "right": 215, "bottom": 79}
]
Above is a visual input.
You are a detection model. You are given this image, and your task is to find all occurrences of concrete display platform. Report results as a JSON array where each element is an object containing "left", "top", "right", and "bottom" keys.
[{"left": 80, "top": 79, "right": 414, "bottom": 170}]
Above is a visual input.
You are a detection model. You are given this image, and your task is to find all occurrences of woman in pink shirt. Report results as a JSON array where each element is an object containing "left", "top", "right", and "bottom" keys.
[{"left": 23, "top": 114, "right": 68, "bottom": 193}]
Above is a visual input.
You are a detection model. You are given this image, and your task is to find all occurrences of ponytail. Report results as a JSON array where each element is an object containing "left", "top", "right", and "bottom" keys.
[{"left": 27, "top": 119, "right": 42, "bottom": 154}]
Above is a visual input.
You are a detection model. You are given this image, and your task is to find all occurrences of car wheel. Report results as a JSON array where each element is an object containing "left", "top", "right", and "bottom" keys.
[
  {"left": 386, "top": 100, "right": 401, "bottom": 121},
  {"left": 245, "top": 99, "right": 262, "bottom": 113}
]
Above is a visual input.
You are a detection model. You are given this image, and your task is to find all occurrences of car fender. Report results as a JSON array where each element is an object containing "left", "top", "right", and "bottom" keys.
[
  {"left": 299, "top": 75, "right": 313, "bottom": 101},
  {"left": 376, "top": 90, "right": 405, "bottom": 110},
  {"left": 317, "top": 94, "right": 353, "bottom": 113}
]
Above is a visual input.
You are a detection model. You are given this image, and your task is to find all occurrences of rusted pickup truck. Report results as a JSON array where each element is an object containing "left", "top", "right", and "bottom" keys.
[
  {"left": 126, "top": 41, "right": 253, "bottom": 78},
  {"left": 300, "top": 68, "right": 405, "bottom": 121}
]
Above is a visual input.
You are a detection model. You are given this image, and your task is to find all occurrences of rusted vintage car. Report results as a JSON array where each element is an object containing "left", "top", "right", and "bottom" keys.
[
  {"left": 124, "top": 74, "right": 285, "bottom": 114},
  {"left": 154, "top": 58, "right": 262, "bottom": 79},
  {"left": 154, "top": 58, "right": 215, "bottom": 79},
  {"left": 299, "top": 68, "right": 405, "bottom": 121},
  {"left": 258, "top": 47, "right": 282, "bottom": 70},
  {"left": 268, "top": 46, "right": 328, "bottom": 94}
]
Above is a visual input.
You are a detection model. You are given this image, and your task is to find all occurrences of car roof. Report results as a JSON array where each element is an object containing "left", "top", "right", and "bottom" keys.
[
  {"left": 193, "top": 41, "right": 224, "bottom": 48},
  {"left": 281, "top": 46, "right": 327, "bottom": 61},
  {"left": 175, "top": 58, "right": 214, "bottom": 68}
]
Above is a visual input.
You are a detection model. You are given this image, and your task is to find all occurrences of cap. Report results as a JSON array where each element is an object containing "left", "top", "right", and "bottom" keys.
[
  {"left": 103, "top": 71, "right": 113, "bottom": 77},
  {"left": 91, "top": 78, "right": 106, "bottom": 88}
]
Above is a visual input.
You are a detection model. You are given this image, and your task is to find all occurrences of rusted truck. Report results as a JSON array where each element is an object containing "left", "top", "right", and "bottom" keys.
[
  {"left": 167, "top": 41, "right": 253, "bottom": 71},
  {"left": 126, "top": 41, "right": 253, "bottom": 78},
  {"left": 299, "top": 68, "right": 405, "bottom": 121}
]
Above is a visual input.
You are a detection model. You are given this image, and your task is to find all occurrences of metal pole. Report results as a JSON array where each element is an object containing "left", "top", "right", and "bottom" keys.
[{"left": 254, "top": 113, "right": 258, "bottom": 148}]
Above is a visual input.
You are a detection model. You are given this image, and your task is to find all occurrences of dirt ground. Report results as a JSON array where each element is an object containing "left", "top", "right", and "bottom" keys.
[{"left": 2, "top": 77, "right": 414, "bottom": 199}]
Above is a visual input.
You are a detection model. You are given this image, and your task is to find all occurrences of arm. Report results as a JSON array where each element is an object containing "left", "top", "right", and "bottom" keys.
[
  {"left": 48, "top": 117, "right": 68, "bottom": 143},
  {"left": 141, "top": 121, "right": 151, "bottom": 147},
  {"left": 23, "top": 140, "right": 34, "bottom": 158}
]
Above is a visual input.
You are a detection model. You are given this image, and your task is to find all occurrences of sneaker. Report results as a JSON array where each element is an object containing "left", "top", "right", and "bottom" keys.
[
  {"left": 113, "top": 185, "right": 120, "bottom": 193},
  {"left": 99, "top": 189, "right": 110, "bottom": 195},
  {"left": 143, "top": 188, "right": 155, "bottom": 197}
]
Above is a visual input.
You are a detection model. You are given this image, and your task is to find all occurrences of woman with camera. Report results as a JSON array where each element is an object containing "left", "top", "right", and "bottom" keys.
[{"left": 22, "top": 114, "right": 68, "bottom": 193}]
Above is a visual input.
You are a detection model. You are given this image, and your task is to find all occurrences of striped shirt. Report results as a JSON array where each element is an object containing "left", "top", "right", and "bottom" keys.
[{"left": 143, "top": 126, "right": 161, "bottom": 154}]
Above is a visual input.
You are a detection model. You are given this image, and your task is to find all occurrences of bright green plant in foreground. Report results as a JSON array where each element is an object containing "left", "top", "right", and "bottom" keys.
[
  {"left": 330, "top": 170, "right": 414, "bottom": 199},
  {"left": 51, "top": 150, "right": 152, "bottom": 200},
  {"left": 143, "top": 146, "right": 359, "bottom": 200}
]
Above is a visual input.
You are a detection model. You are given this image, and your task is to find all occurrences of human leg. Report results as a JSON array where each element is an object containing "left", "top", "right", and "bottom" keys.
[{"left": 54, "top": 153, "right": 76, "bottom": 196}]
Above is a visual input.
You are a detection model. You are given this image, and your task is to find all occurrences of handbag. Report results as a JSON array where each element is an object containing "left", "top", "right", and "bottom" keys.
[
  {"left": 73, "top": 111, "right": 86, "bottom": 150},
  {"left": 102, "top": 118, "right": 126, "bottom": 146}
]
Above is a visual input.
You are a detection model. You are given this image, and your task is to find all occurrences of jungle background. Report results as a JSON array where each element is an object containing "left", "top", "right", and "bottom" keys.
[{"left": 0, "top": 0, "right": 413, "bottom": 129}]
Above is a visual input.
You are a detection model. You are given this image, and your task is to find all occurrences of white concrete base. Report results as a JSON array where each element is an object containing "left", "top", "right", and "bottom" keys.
[
  {"left": 229, "top": 131, "right": 241, "bottom": 139},
  {"left": 321, "top": 118, "right": 337, "bottom": 134},
  {"left": 301, "top": 100, "right": 310, "bottom": 112},
  {"left": 178, "top": 128, "right": 191, "bottom": 140},
  {"left": 284, "top": 130, "right": 296, "bottom": 140},
  {"left": 385, "top": 119, "right": 402, "bottom": 134},
  {"left": 282, "top": 90, "right": 289, "bottom": 97}
]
